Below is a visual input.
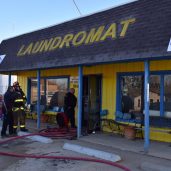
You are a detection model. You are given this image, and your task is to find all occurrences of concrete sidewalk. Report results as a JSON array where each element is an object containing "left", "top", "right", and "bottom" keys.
[
  {"left": 18, "top": 119, "right": 171, "bottom": 160},
  {"left": 79, "top": 132, "right": 171, "bottom": 160},
  {"left": 1, "top": 119, "right": 171, "bottom": 171},
  {"left": 76, "top": 132, "right": 171, "bottom": 171}
]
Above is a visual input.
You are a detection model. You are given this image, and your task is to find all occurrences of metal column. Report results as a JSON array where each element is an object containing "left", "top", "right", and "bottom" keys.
[
  {"left": 160, "top": 75, "right": 164, "bottom": 116},
  {"left": 8, "top": 72, "right": 11, "bottom": 86},
  {"left": 44, "top": 78, "right": 47, "bottom": 97},
  {"left": 37, "top": 69, "right": 41, "bottom": 129},
  {"left": 144, "top": 60, "right": 150, "bottom": 152},
  {"left": 77, "top": 65, "right": 83, "bottom": 138}
]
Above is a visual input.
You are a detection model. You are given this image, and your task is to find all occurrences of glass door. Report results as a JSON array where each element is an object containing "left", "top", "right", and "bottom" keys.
[{"left": 82, "top": 75, "right": 101, "bottom": 132}]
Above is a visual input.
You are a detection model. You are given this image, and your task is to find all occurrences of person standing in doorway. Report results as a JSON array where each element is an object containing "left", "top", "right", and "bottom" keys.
[
  {"left": 1, "top": 86, "right": 15, "bottom": 137},
  {"left": 12, "top": 82, "right": 28, "bottom": 134},
  {"left": 64, "top": 88, "right": 77, "bottom": 128}
]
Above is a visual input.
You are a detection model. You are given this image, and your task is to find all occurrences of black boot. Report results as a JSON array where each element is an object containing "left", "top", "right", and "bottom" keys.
[
  {"left": 9, "top": 127, "right": 14, "bottom": 135},
  {"left": 13, "top": 128, "right": 17, "bottom": 135},
  {"left": 20, "top": 127, "right": 28, "bottom": 132},
  {"left": 1, "top": 132, "right": 8, "bottom": 138},
  {"left": 9, "top": 130, "right": 13, "bottom": 136}
]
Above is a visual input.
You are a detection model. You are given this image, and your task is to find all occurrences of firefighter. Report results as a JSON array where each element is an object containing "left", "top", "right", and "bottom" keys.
[{"left": 12, "top": 82, "right": 28, "bottom": 134}]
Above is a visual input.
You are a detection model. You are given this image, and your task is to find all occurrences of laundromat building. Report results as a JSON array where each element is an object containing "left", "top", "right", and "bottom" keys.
[{"left": 0, "top": 0, "right": 171, "bottom": 145}]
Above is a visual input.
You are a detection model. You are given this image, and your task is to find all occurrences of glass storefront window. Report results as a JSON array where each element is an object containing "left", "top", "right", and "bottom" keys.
[
  {"left": 164, "top": 75, "right": 171, "bottom": 117},
  {"left": 30, "top": 77, "right": 68, "bottom": 108},
  {"left": 119, "top": 73, "right": 171, "bottom": 118},
  {"left": 121, "top": 76, "right": 143, "bottom": 113},
  {"left": 47, "top": 78, "right": 68, "bottom": 107},
  {"left": 31, "top": 79, "right": 45, "bottom": 104},
  {"left": 149, "top": 75, "right": 160, "bottom": 113}
]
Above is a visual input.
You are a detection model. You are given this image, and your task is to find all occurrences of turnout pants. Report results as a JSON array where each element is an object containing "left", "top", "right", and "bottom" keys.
[{"left": 13, "top": 108, "right": 26, "bottom": 130}]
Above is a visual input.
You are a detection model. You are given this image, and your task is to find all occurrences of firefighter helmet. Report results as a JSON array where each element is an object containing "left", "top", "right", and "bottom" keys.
[{"left": 13, "top": 81, "right": 19, "bottom": 87}]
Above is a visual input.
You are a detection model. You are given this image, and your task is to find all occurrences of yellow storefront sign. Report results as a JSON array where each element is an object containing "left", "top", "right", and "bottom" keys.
[{"left": 17, "top": 18, "right": 136, "bottom": 56}]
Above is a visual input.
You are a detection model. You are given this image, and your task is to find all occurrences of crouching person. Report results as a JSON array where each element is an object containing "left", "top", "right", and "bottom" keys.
[{"left": 56, "top": 112, "right": 69, "bottom": 128}]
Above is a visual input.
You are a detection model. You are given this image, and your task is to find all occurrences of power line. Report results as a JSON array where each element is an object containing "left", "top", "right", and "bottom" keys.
[{"left": 72, "top": 0, "right": 82, "bottom": 16}]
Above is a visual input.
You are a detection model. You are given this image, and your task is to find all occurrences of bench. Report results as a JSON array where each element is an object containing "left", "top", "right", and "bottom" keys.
[
  {"left": 100, "top": 118, "right": 143, "bottom": 139},
  {"left": 97, "top": 111, "right": 171, "bottom": 140},
  {"left": 100, "top": 118, "right": 126, "bottom": 135},
  {"left": 100, "top": 117, "right": 171, "bottom": 139},
  {"left": 114, "top": 111, "right": 144, "bottom": 138},
  {"left": 116, "top": 113, "right": 171, "bottom": 135},
  {"left": 92, "top": 110, "right": 143, "bottom": 138}
]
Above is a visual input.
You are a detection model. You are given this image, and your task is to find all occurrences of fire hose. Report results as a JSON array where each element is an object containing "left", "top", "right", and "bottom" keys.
[{"left": 0, "top": 128, "right": 131, "bottom": 171}]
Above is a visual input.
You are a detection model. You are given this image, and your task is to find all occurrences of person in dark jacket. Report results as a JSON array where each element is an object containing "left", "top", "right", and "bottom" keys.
[
  {"left": 1, "top": 86, "right": 15, "bottom": 137},
  {"left": 12, "top": 82, "right": 28, "bottom": 134},
  {"left": 49, "top": 91, "right": 59, "bottom": 109},
  {"left": 0, "top": 94, "right": 8, "bottom": 137},
  {"left": 122, "top": 88, "right": 133, "bottom": 113},
  {"left": 0, "top": 95, "right": 4, "bottom": 120},
  {"left": 64, "top": 88, "right": 77, "bottom": 128}
]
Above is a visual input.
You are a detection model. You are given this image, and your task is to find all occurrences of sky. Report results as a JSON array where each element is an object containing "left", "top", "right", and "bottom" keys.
[{"left": 0, "top": 0, "right": 136, "bottom": 43}]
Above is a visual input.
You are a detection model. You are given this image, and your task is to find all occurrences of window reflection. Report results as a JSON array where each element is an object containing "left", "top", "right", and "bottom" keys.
[
  {"left": 30, "top": 78, "right": 68, "bottom": 108},
  {"left": 119, "top": 73, "right": 171, "bottom": 118},
  {"left": 121, "top": 76, "right": 143, "bottom": 113},
  {"left": 164, "top": 75, "right": 171, "bottom": 117},
  {"left": 31, "top": 79, "right": 45, "bottom": 104},
  {"left": 47, "top": 79, "right": 68, "bottom": 108},
  {"left": 149, "top": 75, "right": 160, "bottom": 112}
]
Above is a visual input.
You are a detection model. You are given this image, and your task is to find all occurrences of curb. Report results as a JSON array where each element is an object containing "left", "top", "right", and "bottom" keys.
[
  {"left": 18, "top": 131, "right": 53, "bottom": 143},
  {"left": 63, "top": 143, "right": 121, "bottom": 162},
  {"left": 140, "top": 162, "right": 171, "bottom": 171}
]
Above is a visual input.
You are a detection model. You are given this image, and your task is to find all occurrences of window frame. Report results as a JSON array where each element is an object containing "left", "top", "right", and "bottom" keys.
[
  {"left": 27, "top": 75, "right": 70, "bottom": 105},
  {"left": 116, "top": 71, "right": 171, "bottom": 118}
]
